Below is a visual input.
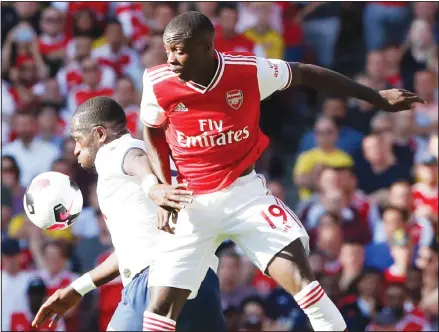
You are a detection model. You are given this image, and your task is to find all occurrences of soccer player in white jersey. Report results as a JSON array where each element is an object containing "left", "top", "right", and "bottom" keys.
[
  {"left": 31, "top": 97, "right": 225, "bottom": 332},
  {"left": 140, "top": 11, "right": 424, "bottom": 332}
]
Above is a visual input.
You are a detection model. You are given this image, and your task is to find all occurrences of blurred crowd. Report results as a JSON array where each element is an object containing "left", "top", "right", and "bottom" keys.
[{"left": 1, "top": 2, "right": 438, "bottom": 332}]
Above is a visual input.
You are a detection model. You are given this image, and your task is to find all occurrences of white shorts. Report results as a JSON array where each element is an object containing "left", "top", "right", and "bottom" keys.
[{"left": 148, "top": 171, "right": 310, "bottom": 294}]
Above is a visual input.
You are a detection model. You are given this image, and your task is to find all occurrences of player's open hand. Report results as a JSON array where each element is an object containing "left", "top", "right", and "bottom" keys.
[
  {"left": 148, "top": 183, "right": 193, "bottom": 211},
  {"left": 379, "top": 89, "right": 425, "bottom": 112},
  {"left": 32, "top": 286, "right": 81, "bottom": 328}
]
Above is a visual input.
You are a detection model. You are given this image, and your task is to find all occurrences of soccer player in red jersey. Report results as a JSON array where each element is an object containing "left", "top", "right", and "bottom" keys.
[{"left": 140, "top": 11, "right": 424, "bottom": 332}]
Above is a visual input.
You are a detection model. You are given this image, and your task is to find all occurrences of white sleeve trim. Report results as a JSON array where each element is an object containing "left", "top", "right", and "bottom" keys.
[
  {"left": 256, "top": 57, "right": 292, "bottom": 101},
  {"left": 139, "top": 69, "right": 167, "bottom": 128}
]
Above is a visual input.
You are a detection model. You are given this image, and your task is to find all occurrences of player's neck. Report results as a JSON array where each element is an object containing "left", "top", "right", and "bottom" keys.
[
  {"left": 105, "top": 128, "right": 129, "bottom": 145},
  {"left": 190, "top": 58, "right": 218, "bottom": 87}
]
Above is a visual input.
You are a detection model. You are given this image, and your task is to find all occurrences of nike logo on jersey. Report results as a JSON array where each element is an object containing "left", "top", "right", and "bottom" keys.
[{"left": 174, "top": 103, "right": 188, "bottom": 112}]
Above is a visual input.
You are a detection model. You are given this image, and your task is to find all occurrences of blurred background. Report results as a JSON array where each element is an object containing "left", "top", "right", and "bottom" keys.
[{"left": 1, "top": 1, "right": 438, "bottom": 331}]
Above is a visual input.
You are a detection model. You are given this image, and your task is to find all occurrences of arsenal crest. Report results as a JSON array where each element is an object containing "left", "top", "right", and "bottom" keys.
[{"left": 226, "top": 90, "right": 244, "bottom": 110}]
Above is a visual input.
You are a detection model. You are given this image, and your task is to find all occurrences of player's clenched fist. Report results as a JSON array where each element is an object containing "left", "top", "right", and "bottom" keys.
[{"left": 32, "top": 287, "right": 81, "bottom": 328}]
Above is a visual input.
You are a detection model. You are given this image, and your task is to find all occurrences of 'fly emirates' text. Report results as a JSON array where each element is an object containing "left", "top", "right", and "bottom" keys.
[{"left": 176, "top": 119, "right": 250, "bottom": 148}]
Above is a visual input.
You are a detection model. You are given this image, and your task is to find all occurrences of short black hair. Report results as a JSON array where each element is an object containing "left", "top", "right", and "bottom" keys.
[
  {"left": 164, "top": 11, "right": 215, "bottom": 41},
  {"left": 72, "top": 97, "right": 127, "bottom": 134}
]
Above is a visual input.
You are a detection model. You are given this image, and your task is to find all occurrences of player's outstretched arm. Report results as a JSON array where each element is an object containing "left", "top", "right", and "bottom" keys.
[
  {"left": 288, "top": 62, "right": 424, "bottom": 112},
  {"left": 32, "top": 252, "right": 120, "bottom": 328}
]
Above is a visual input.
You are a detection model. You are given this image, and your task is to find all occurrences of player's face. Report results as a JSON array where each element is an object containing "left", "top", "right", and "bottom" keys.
[
  {"left": 163, "top": 34, "right": 209, "bottom": 81},
  {"left": 69, "top": 125, "right": 104, "bottom": 169}
]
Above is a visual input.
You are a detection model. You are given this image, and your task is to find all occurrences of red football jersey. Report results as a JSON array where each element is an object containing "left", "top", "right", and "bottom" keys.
[
  {"left": 140, "top": 51, "right": 292, "bottom": 193},
  {"left": 412, "top": 182, "right": 438, "bottom": 216}
]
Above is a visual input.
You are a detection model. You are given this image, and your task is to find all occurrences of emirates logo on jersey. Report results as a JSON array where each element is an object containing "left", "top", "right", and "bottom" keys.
[{"left": 226, "top": 90, "right": 244, "bottom": 110}]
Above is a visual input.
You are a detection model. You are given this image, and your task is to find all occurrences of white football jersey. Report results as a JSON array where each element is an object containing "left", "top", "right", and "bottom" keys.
[{"left": 95, "top": 134, "right": 217, "bottom": 286}]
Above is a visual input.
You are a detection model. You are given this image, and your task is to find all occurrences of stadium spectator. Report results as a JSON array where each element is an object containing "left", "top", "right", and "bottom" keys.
[
  {"left": 36, "top": 103, "right": 64, "bottom": 150},
  {"left": 413, "top": 155, "right": 438, "bottom": 224},
  {"left": 299, "top": 97, "right": 363, "bottom": 156},
  {"left": 405, "top": 267, "right": 423, "bottom": 311},
  {"left": 140, "top": 32, "right": 167, "bottom": 68},
  {"left": 67, "top": 56, "right": 115, "bottom": 113},
  {"left": 294, "top": 116, "right": 354, "bottom": 200},
  {"left": 95, "top": 248, "right": 123, "bottom": 332},
  {"left": 72, "top": 8, "right": 101, "bottom": 39},
  {"left": 218, "top": 248, "right": 256, "bottom": 308},
  {"left": 1, "top": 156, "right": 25, "bottom": 216},
  {"left": 193, "top": 2, "right": 218, "bottom": 25},
  {"left": 1, "top": 237, "right": 32, "bottom": 331},
  {"left": 365, "top": 206, "right": 408, "bottom": 271},
  {"left": 338, "top": 241, "right": 365, "bottom": 293},
  {"left": 73, "top": 205, "right": 108, "bottom": 273},
  {"left": 313, "top": 214, "right": 343, "bottom": 276},
  {"left": 355, "top": 134, "right": 411, "bottom": 200},
  {"left": 342, "top": 268, "right": 384, "bottom": 331},
  {"left": 8, "top": 277, "right": 66, "bottom": 331},
  {"left": 345, "top": 75, "right": 380, "bottom": 135},
  {"left": 243, "top": 3, "right": 284, "bottom": 59},
  {"left": 1, "top": 186, "right": 13, "bottom": 239},
  {"left": 2, "top": 111, "right": 59, "bottom": 186},
  {"left": 384, "top": 45, "right": 404, "bottom": 88},
  {"left": 413, "top": 70, "right": 438, "bottom": 140},
  {"left": 92, "top": 19, "right": 142, "bottom": 88},
  {"left": 297, "top": 2, "right": 341, "bottom": 68},
  {"left": 1, "top": 3, "right": 437, "bottom": 331},
  {"left": 113, "top": 76, "right": 141, "bottom": 137},
  {"left": 38, "top": 6, "right": 69, "bottom": 74},
  {"left": 365, "top": 51, "right": 391, "bottom": 91},
  {"left": 384, "top": 229, "right": 411, "bottom": 285},
  {"left": 214, "top": 3, "right": 264, "bottom": 57},
  {"left": 363, "top": 2, "right": 410, "bottom": 51},
  {"left": 266, "top": 180, "right": 286, "bottom": 202},
  {"left": 401, "top": 19, "right": 437, "bottom": 92}
]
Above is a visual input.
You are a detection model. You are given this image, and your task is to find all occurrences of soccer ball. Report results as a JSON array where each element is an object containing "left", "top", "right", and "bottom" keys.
[{"left": 23, "top": 172, "right": 83, "bottom": 230}]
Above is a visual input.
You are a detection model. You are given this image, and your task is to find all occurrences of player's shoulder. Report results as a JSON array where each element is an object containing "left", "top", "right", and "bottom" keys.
[
  {"left": 221, "top": 51, "right": 258, "bottom": 73},
  {"left": 222, "top": 51, "right": 257, "bottom": 64},
  {"left": 143, "top": 64, "right": 177, "bottom": 90}
]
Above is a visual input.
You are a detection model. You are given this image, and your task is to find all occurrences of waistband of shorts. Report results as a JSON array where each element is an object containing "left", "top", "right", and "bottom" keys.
[{"left": 128, "top": 266, "right": 150, "bottom": 285}]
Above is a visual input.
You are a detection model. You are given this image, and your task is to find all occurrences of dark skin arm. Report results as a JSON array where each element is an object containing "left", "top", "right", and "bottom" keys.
[
  {"left": 143, "top": 126, "right": 172, "bottom": 184},
  {"left": 288, "top": 62, "right": 424, "bottom": 112},
  {"left": 32, "top": 252, "right": 120, "bottom": 328}
]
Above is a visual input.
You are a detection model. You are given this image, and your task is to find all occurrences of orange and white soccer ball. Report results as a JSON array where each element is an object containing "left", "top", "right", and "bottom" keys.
[{"left": 23, "top": 172, "right": 83, "bottom": 230}]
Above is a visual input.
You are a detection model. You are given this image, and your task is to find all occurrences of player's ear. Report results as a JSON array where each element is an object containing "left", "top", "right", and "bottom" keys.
[{"left": 95, "top": 126, "right": 107, "bottom": 143}]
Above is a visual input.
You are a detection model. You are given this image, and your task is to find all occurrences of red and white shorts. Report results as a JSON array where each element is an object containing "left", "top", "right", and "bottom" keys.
[{"left": 149, "top": 171, "right": 310, "bottom": 295}]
